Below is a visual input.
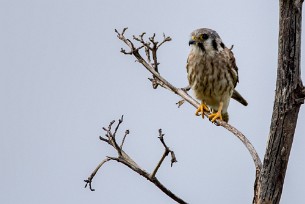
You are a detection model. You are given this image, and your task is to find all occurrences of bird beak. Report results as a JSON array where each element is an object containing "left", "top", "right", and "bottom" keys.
[
  {"left": 189, "top": 36, "right": 196, "bottom": 46},
  {"left": 189, "top": 40, "right": 195, "bottom": 46}
]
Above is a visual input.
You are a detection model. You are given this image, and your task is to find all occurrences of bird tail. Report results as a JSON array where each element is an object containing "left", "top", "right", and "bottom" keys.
[{"left": 232, "top": 90, "right": 248, "bottom": 106}]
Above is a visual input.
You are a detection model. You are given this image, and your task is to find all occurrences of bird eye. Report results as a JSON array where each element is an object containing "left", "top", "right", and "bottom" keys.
[{"left": 201, "top": 33, "right": 209, "bottom": 40}]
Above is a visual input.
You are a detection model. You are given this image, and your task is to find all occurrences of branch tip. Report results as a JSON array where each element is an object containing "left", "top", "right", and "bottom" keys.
[
  {"left": 113, "top": 115, "right": 124, "bottom": 137},
  {"left": 84, "top": 157, "right": 112, "bottom": 192},
  {"left": 122, "top": 27, "right": 128, "bottom": 35},
  {"left": 120, "top": 129, "right": 130, "bottom": 149},
  {"left": 170, "top": 151, "right": 177, "bottom": 167},
  {"left": 121, "top": 48, "right": 132, "bottom": 55},
  {"left": 99, "top": 136, "right": 109, "bottom": 143}
]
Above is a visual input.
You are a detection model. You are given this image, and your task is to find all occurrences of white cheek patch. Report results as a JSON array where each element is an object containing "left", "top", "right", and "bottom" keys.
[
  {"left": 191, "top": 45, "right": 204, "bottom": 55},
  {"left": 203, "top": 39, "right": 215, "bottom": 52}
]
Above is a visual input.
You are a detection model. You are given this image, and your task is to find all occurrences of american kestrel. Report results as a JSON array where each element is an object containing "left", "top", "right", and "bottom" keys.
[{"left": 186, "top": 28, "right": 248, "bottom": 122}]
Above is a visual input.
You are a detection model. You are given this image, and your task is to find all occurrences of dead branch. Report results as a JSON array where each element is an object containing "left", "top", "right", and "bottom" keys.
[
  {"left": 85, "top": 116, "right": 187, "bottom": 204},
  {"left": 150, "top": 129, "right": 177, "bottom": 179},
  {"left": 115, "top": 27, "right": 262, "bottom": 176}
]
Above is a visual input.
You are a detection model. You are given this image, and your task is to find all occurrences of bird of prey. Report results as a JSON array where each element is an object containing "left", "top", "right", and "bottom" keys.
[{"left": 186, "top": 28, "right": 248, "bottom": 122}]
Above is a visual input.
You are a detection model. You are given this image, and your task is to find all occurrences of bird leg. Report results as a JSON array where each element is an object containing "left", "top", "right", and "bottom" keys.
[
  {"left": 195, "top": 102, "right": 210, "bottom": 118},
  {"left": 208, "top": 102, "right": 223, "bottom": 122}
]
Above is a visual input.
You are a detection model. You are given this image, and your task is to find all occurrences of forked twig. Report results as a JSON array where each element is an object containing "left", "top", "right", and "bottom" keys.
[{"left": 150, "top": 129, "right": 177, "bottom": 179}]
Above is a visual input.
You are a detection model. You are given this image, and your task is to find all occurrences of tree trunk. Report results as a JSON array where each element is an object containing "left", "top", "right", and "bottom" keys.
[{"left": 253, "top": 0, "right": 305, "bottom": 203}]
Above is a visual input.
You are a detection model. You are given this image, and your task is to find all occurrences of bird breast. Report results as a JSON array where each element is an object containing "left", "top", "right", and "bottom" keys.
[{"left": 187, "top": 49, "right": 234, "bottom": 111}]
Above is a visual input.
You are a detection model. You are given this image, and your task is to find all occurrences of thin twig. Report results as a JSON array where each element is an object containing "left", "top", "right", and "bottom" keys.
[
  {"left": 157, "top": 33, "right": 172, "bottom": 48},
  {"left": 150, "top": 129, "right": 169, "bottom": 179},
  {"left": 158, "top": 129, "right": 177, "bottom": 167},
  {"left": 113, "top": 115, "right": 124, "bottom": 138},
  {"left": 176, "top": 99, "right": 185, "bottom": 108},
  {"left": 99, "top": 136, "right": 109, "bottom": 144},
  {"left": 120, "top": 129, "right": 130, "bottom": 149},
  {"left": 84, "top": 157, "right": 111, "bottom": 191},
  {"left": 170, "top": 151, "right": 177, "bottom": 167}
]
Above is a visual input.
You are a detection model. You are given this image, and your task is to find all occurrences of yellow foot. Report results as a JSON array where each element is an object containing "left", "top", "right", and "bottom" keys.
[
  {"left": 208, "top": 101, "right": 224, "bottom": 123},
  {"left": 208, "top": 111, "right": 223, "bottom": 122},
  {"left": 195, "top": 103, "right": 210, "bottom": 118}
]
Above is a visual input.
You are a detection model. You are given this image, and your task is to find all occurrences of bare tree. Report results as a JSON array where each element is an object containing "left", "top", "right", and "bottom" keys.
[
  {"left": 85, "top": 1, "right": 305, "bottom": 203},
  {"left": 253, "top": 0, "right": 305, "bottom": 203}
]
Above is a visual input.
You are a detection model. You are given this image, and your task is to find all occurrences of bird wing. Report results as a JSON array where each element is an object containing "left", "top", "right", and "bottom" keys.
[
  {"left": 225, "top": 48, "right": 239, "bottom": 88},
  {"left": 224, "top": 48, "right": 248, "bottom": 106},
  {"left": 186, "top": 52, "right": 194, "bottom": 86}
]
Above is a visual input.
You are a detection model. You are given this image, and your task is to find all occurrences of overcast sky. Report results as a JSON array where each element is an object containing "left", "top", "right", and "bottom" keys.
[{"left": 1, "top": 0, "right": 305, "bottom": 203}]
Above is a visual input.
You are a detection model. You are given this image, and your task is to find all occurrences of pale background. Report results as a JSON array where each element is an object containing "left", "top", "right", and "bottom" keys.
[{"left": 1, "top": 0, "right": 305, "bottom": 203}]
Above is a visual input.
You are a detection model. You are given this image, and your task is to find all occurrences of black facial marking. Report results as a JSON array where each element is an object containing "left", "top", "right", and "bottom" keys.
[
  {"left": 212, "top": 39, "right": 218, "bottom": 51},
  {"left": 220, "top": 42, "right": 225, "bottom": 49},
  {"left": 198, "top": 42, "right": 205, "bottom": 52},
  {"left": 202, "top": 33, "right": 209, "bottom": 40}
]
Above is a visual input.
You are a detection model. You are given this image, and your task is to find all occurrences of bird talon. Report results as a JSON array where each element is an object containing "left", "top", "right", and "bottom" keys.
[
  {"left": 208, "top": 101, "right": 224, "bottom": 122},
  {"left": 195, "top": 103, "right": 209, "bottom": 118},
  {"left": 208, "top": 112, "right": 223, "bottom": 122}
]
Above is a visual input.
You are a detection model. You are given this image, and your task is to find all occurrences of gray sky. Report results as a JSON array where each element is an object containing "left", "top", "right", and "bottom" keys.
[{"left": 1, "top": 0, "right": 304, "bottom": 203}]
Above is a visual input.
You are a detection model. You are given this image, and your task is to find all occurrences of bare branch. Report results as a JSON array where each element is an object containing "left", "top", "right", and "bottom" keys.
[
  {"left": 114, "top": 28, "right": 262, "bottom": 175},
  {"left": 85, "top": 117, "right": 187, "bottom": 204}
]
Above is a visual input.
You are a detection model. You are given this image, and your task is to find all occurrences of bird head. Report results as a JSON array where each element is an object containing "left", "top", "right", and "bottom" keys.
[{"left": 189, "top": 28, "right": 225, "bottom": 55}]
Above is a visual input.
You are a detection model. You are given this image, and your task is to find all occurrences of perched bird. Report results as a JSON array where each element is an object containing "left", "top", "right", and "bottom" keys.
[{"left": 186, "top": 28, "right": 248, "bottom": 122}]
